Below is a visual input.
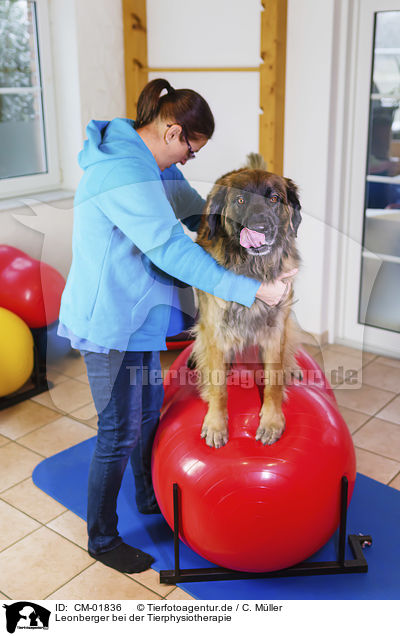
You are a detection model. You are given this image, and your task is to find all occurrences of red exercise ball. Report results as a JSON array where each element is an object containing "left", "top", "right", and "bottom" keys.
[
  {"left": 0, "top": 247, "right": 65, "bottom": 328},
  {"left": 0, "top": 245, "right": 27, "bottom": 271},
  {"left": 152, "top": 345, "right": 356, "bottom": 573}
]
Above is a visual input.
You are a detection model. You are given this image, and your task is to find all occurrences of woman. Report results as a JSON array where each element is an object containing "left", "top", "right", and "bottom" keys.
[{"left": 58, "top": 79, "right": 293, "bottom": 574}]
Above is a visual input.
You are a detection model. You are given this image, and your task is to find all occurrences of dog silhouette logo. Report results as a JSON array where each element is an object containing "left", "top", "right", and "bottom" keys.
[{"left": 3, "top": 602, "right": 50, "bottom": 633}]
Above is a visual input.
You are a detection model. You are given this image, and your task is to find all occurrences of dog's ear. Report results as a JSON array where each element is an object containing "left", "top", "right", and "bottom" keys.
[
  {"left": 286, "top": 178, "right": 302, "bottom": 237},
  {"left": 207, "top": 185, "right": 227, "bottom": 240}
]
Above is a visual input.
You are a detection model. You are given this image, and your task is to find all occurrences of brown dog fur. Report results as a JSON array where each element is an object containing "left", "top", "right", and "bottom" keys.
[{"left": 191, "top": 154, "right": 302, "bottom": 447}]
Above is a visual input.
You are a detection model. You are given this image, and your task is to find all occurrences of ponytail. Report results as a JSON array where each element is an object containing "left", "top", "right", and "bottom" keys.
[
  {"left": 134, "top": 78, "right": 175, "bottom": 129},
  {"left": 134, "top": 78, "right": 214, "bottom": 140}
]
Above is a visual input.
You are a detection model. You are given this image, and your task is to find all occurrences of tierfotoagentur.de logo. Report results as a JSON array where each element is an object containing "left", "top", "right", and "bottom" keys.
[{"left": 2, "top": 603, "right": 51, "bottom": 633}]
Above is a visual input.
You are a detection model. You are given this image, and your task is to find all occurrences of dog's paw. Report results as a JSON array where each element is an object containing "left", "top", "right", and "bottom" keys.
[
  {"left": 201, "top": 428, "right": 229, "bottom": 448},
  {"left": 200, "top": 413, "right": 228, "bottom": 448},
  {"left": 187, "top": 354, "right": 196, "bottom": 370},
  {"left": 256, "top": 411, "right": 285, "bottom": 445}
]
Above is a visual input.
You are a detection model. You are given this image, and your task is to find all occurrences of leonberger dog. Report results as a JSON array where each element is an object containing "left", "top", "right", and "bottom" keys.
[{"left": 191, "top": 154, "right": 302, "bottom": 448}]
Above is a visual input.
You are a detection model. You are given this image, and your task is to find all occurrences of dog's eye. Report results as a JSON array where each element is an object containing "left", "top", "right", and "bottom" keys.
[
  {"left": 270, "top": 194, "right": 280, "bottom": 203},
  {"left": 236, "top": 196, "right": 245, "bottom": 205}
]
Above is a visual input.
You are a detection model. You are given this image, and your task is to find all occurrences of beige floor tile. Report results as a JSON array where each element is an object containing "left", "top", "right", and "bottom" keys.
[
  {"left": 361, "top": 361, "right": 400, "bottom": 394},
  {"left": 165, "top": 587, "right": 195, "bottom": 600},
  {"left": 389, "top": 473, "right": 400, "bottom": 490},
  {"left": 374, "top": 355, "right": 400, "bottom": 369},
  {"left": 0, "top": 434, "right": 9, "bottom": 447},
  {"left": 19, "top": 416, "right": 94, "bottom": 457},
  {"left": 80, "top": 415, "right": 98, "bottom": 429},
  {"left": 334, "top": 384, "right": 395, "bottom": 416},
  {"left": 375, "top": 395, "right": 400, "bottom": 426},
  {"left": 0, "top": 499, "right": 40, "bottom": 551},
  {"left": 300, "top": 343, "right": 323, "bottom": 359},
  {"left": 0, "top": 443, "right": 42, "bottom": 493},
  {"left": 48, "top": 561, "right": 162, "bottom": 600},
  {"left": 353, "top": 418, "right": 400, "bottom": 462},
  {"left": 75, "top": 373, "right": 89, "bottom": 384},
  {"left": 70, "top": 402, "right": 97, "bottom": 425},
  {"left": 1, "top": 479, "right": 66, "bottom": 524},
  {"left": 128, "top": 568, "right": 175, "bottom": 597},
  {"left": 45, "top": 369, "right": 70, "bottom": 386},
  {"left": 47, "top": 511, "right": 88, "bottom": 550},
  {"left": 49, "top": 353, "right": 87, "bottom": 378},
  {"left": 31, "top": 378, "right": 93, "bottom": 413},
  {"left": 355, "top": 447, "right": 400, "bottom": 484},
  {"left": 325, "top": 343, "right": 376, "bottom": 363},
  {"left": 315, "top": 350, "right": 364, "bottom": 387},
  {"left": 0, "top": 527, "right": 93, "bottom": 599},
  {"left": 320, "top": 346, "right": 366, "bottom": 365},
  {"left": 338, "top": 406, "right": 370, "bottom": 433},
  {"left": 0, "top": 401, "right": 60, "bottom": 440}
]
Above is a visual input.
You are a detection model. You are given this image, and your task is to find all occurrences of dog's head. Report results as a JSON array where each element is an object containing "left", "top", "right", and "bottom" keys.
[{"left": 205, "top": 168, "right": 302, "bottom": 257}]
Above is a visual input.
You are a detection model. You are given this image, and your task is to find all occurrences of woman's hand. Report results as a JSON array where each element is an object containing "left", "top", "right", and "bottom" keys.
[{"left": 255, "top": 269, "right": 298, "bottom": 306}]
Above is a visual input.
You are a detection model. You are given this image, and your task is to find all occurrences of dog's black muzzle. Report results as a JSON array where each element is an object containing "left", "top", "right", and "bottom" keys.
[{"left": 242, "top": 207, "right": 279, "bottom": 254}]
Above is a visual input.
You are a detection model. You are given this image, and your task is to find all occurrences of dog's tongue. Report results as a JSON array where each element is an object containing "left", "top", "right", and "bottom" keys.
[{"left": 240, "top": 227, "right": 266, "bottom": 248}]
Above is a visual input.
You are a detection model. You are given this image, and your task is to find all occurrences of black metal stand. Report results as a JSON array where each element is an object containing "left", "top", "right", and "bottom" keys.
[
  {"left": 0, "top": 344, "right": 52, "bottom": 411},
  {"left": 159, "top": 477, "right": 372, "bottom": 584}
]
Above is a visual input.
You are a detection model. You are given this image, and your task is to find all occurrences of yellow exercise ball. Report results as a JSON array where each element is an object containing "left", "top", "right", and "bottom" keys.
[{"left": 0, "top": 307, "right": 34, "bottom": 397}]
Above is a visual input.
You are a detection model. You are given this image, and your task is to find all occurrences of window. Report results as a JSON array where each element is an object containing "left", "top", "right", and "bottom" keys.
[{"left": 0, "top": 0, "right": 59, "bottom": 198}]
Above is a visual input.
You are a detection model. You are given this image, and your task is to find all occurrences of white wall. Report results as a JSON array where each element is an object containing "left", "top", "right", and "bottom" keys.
[
  {"left": 50, "top": 0, "right": 126, "bottom": 191},
  {"left": 284, "top": 0, "right": 339, "bottom": 340},
  {"left": 148, "top": 0, "right": 262, "bottom": 192},
  {"left": 74, "top": 1, "right": 126, "bottom": 132},
  {"left": 49, "top": 0, "right": 83, "bottom": 191},
  {"left": 0, "top": 195, "right": 74, "bottom": 279}
]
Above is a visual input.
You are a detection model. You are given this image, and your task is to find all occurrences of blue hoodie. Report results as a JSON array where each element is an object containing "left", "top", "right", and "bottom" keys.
[{"left": 58, "top": 118, "right": 260, "bottom": 351}]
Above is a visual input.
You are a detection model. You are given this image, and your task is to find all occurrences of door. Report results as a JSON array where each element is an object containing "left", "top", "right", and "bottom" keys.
[{"left": 339, "top": 0, "right": 400, "bottom": 356}]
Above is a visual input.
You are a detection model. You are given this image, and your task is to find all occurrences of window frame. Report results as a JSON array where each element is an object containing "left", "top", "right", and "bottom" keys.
[{"left": 0, "top": 0, "right": 60, "bottom": 199}]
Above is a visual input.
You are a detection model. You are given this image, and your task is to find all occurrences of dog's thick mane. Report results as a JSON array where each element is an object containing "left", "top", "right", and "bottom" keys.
[{"left": 192, "top": 155, "right": 302, "bottom": 449}]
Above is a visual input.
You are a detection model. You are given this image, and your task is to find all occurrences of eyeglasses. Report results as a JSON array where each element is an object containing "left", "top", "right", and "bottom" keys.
[
  {"left": 181, "top": 128, "right": 196, "bottom": 160},
  {"left": 167, "top": 123, "right": 196, "bottom": 160}
]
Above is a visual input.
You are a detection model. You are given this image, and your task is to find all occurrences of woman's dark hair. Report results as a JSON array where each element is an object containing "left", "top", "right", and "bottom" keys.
[{"left": 134, "top": 78, "right": 214, "bottom": 140}]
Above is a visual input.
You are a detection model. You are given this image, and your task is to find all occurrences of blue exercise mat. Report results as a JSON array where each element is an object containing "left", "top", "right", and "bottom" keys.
[{"left": 32, "top": 436, "right": 400, "bottom": 599}]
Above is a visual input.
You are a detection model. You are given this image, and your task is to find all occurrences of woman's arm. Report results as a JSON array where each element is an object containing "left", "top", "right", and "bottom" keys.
[
  {"left": 160, "top": 164, "right": 205, "bottom": 233},
  {"left": 96, "top": 162, "right": 259, "bottom": 306},
  {"left": 96, "top": 160, "right": 296, "bottom": 308}
]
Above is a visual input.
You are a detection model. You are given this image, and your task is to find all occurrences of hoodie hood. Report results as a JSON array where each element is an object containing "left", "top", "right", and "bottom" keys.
[{"left": 78, "top": 118, "right": 155, "bottom": 169}]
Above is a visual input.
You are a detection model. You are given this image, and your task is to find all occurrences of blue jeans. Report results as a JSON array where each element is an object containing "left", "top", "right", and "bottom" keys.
[{"left": 83, "top": 350, "right": 164, "bottom": 555}]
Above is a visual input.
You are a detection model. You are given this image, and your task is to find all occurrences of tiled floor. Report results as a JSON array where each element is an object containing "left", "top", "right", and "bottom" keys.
[{"left": 0, "top": 343, "right": 399, "bottom": 600}]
